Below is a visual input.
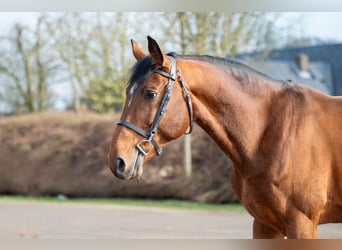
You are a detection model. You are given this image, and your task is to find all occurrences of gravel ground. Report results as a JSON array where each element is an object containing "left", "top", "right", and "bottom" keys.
[{"left": 0, "top": 200, "right": 341, "bottom": 239}]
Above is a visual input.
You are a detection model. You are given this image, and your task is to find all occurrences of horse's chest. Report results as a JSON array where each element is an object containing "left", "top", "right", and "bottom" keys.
[{"left": 230, "top": 170, "right": 286, "bottom": 227}]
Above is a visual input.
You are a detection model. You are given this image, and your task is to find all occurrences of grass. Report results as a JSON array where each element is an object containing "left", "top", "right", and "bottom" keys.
[{"left": 0, "top": 195, "right": 245, "bottom": 212}]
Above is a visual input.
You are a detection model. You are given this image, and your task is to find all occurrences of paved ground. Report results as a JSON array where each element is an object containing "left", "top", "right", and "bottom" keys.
[{"left": 0, "top": 200, "right": 342, "bottom": 239}]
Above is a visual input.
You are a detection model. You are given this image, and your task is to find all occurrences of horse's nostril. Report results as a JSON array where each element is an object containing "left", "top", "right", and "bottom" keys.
[{"left": 116, "top": 157, "right": 126, "bottom": 174}]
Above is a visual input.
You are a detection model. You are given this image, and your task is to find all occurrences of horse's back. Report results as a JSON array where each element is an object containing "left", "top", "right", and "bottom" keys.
[{"left": 312, "top": 91, "right": 342, "bottom": 149}]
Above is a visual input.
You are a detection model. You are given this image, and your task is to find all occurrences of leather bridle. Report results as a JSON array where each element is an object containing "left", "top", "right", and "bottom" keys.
[{"left": 117, "top": 55, "right": 193, "bottom": 156}]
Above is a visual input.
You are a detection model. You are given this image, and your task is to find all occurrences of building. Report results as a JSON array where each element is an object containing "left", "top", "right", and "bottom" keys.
[{"left": 236, "top": 43, "right": 342, "bottom": 96}]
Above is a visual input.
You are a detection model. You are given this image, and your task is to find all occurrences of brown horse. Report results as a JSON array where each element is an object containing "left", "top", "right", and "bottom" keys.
[{"left": 107, "top": 36, "right": 342, "bottom": 239}]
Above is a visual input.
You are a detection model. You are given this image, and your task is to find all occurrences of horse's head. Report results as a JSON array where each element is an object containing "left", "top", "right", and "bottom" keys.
[{"left": 108, "top": 36, "right": 193, "bottom": 179}]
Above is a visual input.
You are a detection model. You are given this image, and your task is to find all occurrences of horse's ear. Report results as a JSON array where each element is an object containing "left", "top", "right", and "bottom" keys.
[
  {"left": 147, "top": 36, "right": 170, "bottom": 69},
  {"left": 131, "top": 39, "right": 146, "bottom": 61}
]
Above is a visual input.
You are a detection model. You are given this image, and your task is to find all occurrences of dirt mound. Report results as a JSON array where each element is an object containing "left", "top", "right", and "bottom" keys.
[{"left": 0, "top": 112, "right": 237, "bottom": 203}]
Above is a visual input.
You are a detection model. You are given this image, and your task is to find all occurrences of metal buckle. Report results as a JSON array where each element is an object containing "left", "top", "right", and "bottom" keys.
[{"left": 136, "top": 139, "right": 152, "bottom": 156}]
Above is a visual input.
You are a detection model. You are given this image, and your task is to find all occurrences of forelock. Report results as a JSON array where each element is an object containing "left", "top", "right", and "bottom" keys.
[{"left": 128, "top": 56, "right": 153, "bottom": 86}]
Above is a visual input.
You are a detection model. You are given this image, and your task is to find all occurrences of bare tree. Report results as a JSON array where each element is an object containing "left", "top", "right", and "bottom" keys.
[
  {"left": 44, "top": 13, "right": 92, "bottom": 113},
  {"left": 162, "top": 12, "right": 281, "bottom": 57},
  {"left": 45, "top": 13, "right": 135, "bottom": 113},
  {"left": 0, "top": 15, "right": 58, "bottom": 113}
]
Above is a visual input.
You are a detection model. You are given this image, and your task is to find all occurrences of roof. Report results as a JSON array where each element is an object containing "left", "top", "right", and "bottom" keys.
[
  {"left": 242, "top": 58, "right": 332, "bottom": 94},
  {"left": 236, "top": 43, "right": 342, "bottom": 96}
]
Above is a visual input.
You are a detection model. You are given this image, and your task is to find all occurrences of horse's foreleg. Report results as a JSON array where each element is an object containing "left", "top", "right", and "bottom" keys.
[
  {"left": 285, "top": 212, "right": 318, "bottom": 239},
  {"left": 253, "top": 219, "right": 285, "bottom": 239}
]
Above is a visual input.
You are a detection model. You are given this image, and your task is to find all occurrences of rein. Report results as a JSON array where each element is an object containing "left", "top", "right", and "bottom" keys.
[{"left": 117, "top": 55, "right": 193, "bottom": 156}]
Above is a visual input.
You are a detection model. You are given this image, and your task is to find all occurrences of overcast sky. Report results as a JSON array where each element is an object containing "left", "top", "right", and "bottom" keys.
[
  {"left": 296, "top": 12, "right": 342, "bottom": 41},
  {"left": 0, "top": 12, "right": 342, "bottom": 42}
]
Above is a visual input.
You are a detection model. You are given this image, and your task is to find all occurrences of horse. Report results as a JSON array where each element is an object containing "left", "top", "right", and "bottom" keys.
[{"left": 107, "top": 36, "right": 342, "bottom": 239}]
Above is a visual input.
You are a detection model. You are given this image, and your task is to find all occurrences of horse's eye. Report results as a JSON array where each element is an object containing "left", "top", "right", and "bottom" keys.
[{"left": 144, "top": 90, "right": 157, "bottom": 100}]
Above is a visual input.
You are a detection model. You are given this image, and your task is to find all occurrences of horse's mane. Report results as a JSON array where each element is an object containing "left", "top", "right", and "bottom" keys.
[
  {"left": 169, "top": 52, "right": 276, "bottom": 81},
  {"left": 128, "top": 52, "right": 277, "bottom": 86}
]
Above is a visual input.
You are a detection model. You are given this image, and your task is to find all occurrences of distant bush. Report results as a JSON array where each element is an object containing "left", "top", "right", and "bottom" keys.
[{"left": 0, "top": 112, "right": 237, "bottom": 203}]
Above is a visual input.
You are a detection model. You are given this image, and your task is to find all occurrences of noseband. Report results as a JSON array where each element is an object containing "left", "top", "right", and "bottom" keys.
[{"left": 117, "top": 55, "right": 193, "bottom": 156}]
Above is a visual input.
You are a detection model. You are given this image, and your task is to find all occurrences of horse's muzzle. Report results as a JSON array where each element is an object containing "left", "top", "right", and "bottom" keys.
[
  {"left": 108, "top": 151, "right": 144, "bottom": 180},
  {"left": 114, "top": 157, "right": 126, "bottom": 178},
  {"left": 109, "top": 157, "right": 127, "bottom": 179}
]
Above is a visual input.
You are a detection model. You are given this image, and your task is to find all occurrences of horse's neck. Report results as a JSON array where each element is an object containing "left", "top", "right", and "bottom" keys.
[{"left": 179, "top": 58, "right": 278, "bottom": 168}]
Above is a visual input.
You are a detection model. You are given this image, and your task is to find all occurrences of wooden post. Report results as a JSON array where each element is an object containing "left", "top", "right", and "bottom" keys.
[
  {"left": 183, "top": 134, "right": 192, "bottom": 178},
  {"left": 178, "top": 12, "right": 192, "bottom": 178}
]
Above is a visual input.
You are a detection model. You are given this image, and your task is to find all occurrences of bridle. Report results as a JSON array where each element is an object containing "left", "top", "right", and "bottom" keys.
[{"left": 117, "top": 55, "right": 193, "bottom": 156}]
